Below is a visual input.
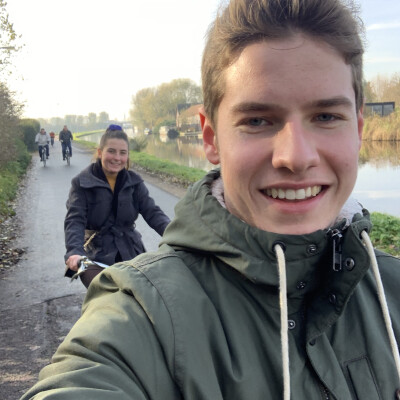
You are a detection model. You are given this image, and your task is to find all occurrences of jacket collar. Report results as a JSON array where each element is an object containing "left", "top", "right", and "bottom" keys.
[{"left": 78, "top": 163, "right": 143, "bottom": 189}]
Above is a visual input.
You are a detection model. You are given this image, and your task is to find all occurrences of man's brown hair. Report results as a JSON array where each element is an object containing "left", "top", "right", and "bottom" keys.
[{"left": 201, "top": 0, "right": 365, "bottom": 125}]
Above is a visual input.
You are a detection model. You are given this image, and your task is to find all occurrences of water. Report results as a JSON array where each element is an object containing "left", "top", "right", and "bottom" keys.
[
  {"left": 80, "top": 133, "right": 400, "bottom": 217},
  {"left": 353, "top": 141, "right": 400, "bottom": 217}
]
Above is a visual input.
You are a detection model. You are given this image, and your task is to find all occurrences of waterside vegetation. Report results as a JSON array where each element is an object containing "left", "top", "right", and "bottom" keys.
[{"left": 363, "top": 108, "right": 400, "bottom": 141}]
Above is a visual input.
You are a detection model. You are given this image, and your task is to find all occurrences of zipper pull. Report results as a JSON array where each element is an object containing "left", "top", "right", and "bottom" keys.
[{"left": 330, "top": 229, "right": 343, "bottom": 272}]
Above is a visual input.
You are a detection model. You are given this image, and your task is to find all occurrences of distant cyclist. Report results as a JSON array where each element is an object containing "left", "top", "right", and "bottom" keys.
[
  {"left": 35, "top": 128, "right": 50, "bottom": 160},
  {"left": 49, "top": 131, "right": 55, "bottom": 146},
  {"left": 59, "top": 125, "right": 73, "bottom": 161}
]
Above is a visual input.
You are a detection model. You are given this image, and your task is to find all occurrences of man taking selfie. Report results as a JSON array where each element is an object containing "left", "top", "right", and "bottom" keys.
[{"left": 22, "top": 0, "right": 400, "bottom": 399}]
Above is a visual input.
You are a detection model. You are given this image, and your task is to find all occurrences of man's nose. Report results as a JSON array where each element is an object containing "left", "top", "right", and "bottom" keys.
[{"left": 271, "top": 121, "right": 320, "bottom": 173}]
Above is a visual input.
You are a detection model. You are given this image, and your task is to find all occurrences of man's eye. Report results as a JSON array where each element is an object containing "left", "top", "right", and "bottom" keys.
[
  {"left": 316, "top": 113, "right": 336, "bottom": 122},
  {"left": 247, "top": 118, "right": 266, "bottom": 126}
]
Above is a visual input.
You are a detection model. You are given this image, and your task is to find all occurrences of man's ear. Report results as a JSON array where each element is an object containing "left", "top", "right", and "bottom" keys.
[
  {"left": 200, "top": 106, "right": 220, "bottom": 165},
  {"left": 357, "top": 106, "right": 364, "bottom": 150}
]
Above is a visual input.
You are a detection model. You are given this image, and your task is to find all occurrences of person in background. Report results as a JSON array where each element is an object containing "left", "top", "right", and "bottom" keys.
[
  {"left": 21, "top": 0, "right": 400, "bottom": 399},
  {"left": 34, "top": 128, "right": 50, "bottom": 160},
  {"left": 49, "top": 131, "right": 55, "bottom": 146},
  {"left": 59, "top": 125, "right": 73, "bottom": 160},
  {"left": 63, "top": 124, "right": 170, "bottom": 288}
]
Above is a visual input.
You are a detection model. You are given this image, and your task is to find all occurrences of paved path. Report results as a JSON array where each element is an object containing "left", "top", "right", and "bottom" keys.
[{"left": 0, "top": 141, "right": 182, "bottom": 399}]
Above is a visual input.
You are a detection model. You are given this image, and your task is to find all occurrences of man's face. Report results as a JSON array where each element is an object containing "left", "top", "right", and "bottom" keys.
[
  {"left": 40, "top": 129, "right": 45, "bottom": 135},
  {"left": 201, "top": 35, "right": 363, "bottom": 234}
]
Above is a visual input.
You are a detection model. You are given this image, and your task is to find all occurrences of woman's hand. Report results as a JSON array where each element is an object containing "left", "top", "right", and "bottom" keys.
[{"left": 66, "top": 255, "right": 83, "bottom": 271}]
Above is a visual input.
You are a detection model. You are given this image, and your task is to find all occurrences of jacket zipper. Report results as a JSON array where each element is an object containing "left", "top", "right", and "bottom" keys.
[{"left": 328, "top": 228, "right": 343, "bottom": 272}]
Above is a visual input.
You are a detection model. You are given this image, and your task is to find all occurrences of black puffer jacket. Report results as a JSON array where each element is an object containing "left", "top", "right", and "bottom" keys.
[{"left": 64, "top": 163, "right": 170, "bottom": 265}]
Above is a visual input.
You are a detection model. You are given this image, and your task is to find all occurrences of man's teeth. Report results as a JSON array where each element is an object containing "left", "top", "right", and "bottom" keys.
[{"left": 265, "top": 186, "right": 322, "bottom": 200}]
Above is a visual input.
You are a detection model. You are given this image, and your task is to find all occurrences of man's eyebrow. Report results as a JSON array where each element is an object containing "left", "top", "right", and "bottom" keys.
[
  {"left": 309, "top": 96, "right": 354, "bottom": 109},
  {"left": 230, "top": 97, "right": 354, "bottom": 114},
  {"left": 231, "top": 102, "right": 284, "bottom": 114}
]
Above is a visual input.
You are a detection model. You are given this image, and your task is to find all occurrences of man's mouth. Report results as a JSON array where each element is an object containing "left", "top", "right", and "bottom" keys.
[{"left": 263, "top": 185, "right": 322, "bottom": 200}]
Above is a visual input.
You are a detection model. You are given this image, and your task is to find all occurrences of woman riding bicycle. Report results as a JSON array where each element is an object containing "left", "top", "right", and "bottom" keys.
[{"left": 64, "top": 124, "right": 170, "bottom": 288}]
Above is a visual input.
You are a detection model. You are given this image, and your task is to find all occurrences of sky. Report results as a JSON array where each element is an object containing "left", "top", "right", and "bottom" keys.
[{"left": 5, "top": 0, "right": 400, "bottom": 121}]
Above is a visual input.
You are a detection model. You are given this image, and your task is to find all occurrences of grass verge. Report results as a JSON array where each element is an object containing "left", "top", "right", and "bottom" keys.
[
  {"left": 0, "top": 142, "right": 31, "bottom": 220},
  {"left": 131, "top": 151, "right": 205, "bottom": 187},
  {"left": 370, "top": 212, "right": 400, "bottom": 257}
]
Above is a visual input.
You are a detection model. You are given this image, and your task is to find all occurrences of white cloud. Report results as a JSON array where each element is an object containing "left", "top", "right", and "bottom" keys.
[
  {"left": 365, "top": 56, "right": 400, "bottom": 64},
  {"left": 366, "top": 21, "right": 400, "bottom": 31}
]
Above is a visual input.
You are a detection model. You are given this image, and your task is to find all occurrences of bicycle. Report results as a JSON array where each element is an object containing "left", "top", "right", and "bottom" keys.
[
  {"left": 65, "top": 146, "right": 70, "bottom": 166},
  {"left": 39, "top": 145, "right": 47, "bottom": 167}
]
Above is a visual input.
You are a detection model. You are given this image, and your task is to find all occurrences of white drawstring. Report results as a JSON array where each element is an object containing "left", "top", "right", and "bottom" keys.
[
  {"left": 274, "top": 243, "right": 290, "bottom": 400},
  {"left": 361, "top": 230, "right": 400, "bottom": 383}
]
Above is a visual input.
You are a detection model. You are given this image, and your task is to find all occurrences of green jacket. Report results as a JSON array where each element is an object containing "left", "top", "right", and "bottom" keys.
[{"left": 22, "top": 170, "right": 400, "bottom": 399}]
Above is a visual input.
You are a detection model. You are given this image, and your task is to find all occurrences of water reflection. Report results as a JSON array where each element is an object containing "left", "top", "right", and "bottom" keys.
[
  {"left": 78, "top": 132, "right": 400, "bottom": 216},
  {"left": 145, "top": 135, "right": 215, "bottom": 171},
  {"left": 359, "top": 140, "right": 400, "bottom": 167}
]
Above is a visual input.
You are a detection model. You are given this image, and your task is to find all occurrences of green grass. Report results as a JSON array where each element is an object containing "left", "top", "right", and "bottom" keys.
[
  {"left": 73, "top": 139, "right": 98, "bottom": 150},
  {"left": 370, "top": 212, "right": 400, "bottom": 257},
  {"left": 0, "top": 141, "right": 31, "bottom": 219},
  {"left": 131, "top": 151, "right": 206, "bottom": 186},
  {"left": 74, "top": 130, "right": 103, "bottom": 138},
  {"left": 0, "top": 168, "right": 20, "bottom": 218}
]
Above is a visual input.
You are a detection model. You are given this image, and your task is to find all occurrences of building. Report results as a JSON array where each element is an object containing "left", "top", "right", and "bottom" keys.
[
  {"left": 176, "top": 103, "right": 202, "bottom": 134},
  {"left": 364, "top": 102, "right": 395, "bottom": 117}
]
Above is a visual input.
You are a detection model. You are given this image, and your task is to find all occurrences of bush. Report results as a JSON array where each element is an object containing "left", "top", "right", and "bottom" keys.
[
  {"left": 19, "top": 118, "right": 40, "bottom": 151},
  {"left": 130, "top": 135, "right": 148, "bottom": 152}
]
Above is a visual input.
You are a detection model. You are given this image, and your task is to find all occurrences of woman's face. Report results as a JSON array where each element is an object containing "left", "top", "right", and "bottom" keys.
[{"left": 97, "top": 138, "right": 129, "bottom": 176}]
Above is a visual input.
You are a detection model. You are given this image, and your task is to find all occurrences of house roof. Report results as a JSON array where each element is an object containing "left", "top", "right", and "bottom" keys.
[{"left": 179, "top": 104, "right": 202, "bottom": 118}]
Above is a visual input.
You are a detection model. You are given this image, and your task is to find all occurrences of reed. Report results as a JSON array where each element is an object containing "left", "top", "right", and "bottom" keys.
[{"left": 363, "top": 108, "right": 400, "bottom": 141}]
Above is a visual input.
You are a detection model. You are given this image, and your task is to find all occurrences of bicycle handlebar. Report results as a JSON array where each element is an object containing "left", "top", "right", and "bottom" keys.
[{"left": 64, "top": 257, "right": 109, "bottom": 282}]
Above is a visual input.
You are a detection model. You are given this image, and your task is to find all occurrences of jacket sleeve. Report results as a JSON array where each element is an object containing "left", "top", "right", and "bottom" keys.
[
  {"left": 135, "top": 181, "right": 171, "bottom": 235},
  {"left": 64, "top": 177, "right": 87, "bottom": 261},
  {"left": 20, "top": 266, "right": 180, "bottom": 400}
]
